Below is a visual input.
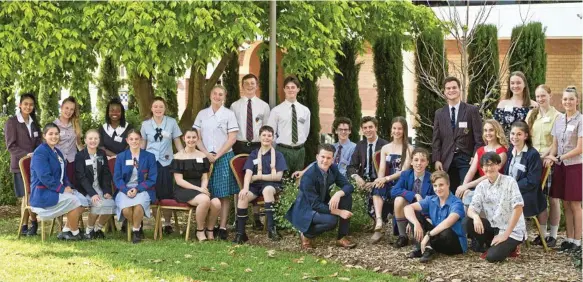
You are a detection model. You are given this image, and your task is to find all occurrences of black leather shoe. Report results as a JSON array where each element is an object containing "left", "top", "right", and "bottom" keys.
[
  {"left": 419, "top": 248, "right": 436, "bottom": 263},
  {"left": 64, "top": 232, "right": 83, "bottom": 241},
  {"left": 232, "top": 233, "right": 249, "bottom": 244},
  {"left": 132, "top": 231, "right": 142, "bottom": 244},
  {"left": 268, "top": 227, "right": 281, "bottom": 241},
  {"left": 163, "top": 225, "right": 174, "bottom": 235},
  {"left": 217, "top": 228, "right": 228, "bottom": 241},
  {"left": 560, "top": 241, "right": 573, "bottom": 251},
  {"left": 121, "top": 219, "right": 127, "bottom": 232},
  {"left": 532, "top": 235, "right": 543, "bottom": 245},
  {"left": 545, "top": 236, "right": 557, "bottom": 248},
  {"left": 253, "top": 219, "right": 264, "bottom": 231},
  {"left": 26, "top": 222, "right": 38, "bottom": 236},
  {"left": 394, "top": 235, "right": 409, "bottom": 248},
  {"left": 407, "top": 249, "right": 422, "bottom": 258},
  {"left": 139, "top": 221, "right": 144, "bottom": 235},
  {"left": 94, "top": 230, "right": 105, "bottom": 239},
  {"left": 470, "top": 239, "right": 487, "bottom": 253},
  {"left": 83, "top": 230, "right": 95, "bottom": 240},
  {"left": 57, "top": 231, "right": 71, "bottom": 240},
  {"left": 20, "top": 225, "right": 28, "bottom": 235}
]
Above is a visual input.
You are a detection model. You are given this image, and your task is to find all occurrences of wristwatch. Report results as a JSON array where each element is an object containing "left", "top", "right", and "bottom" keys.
[{"left": 557, "top": 155, "right": 562, "bottom": 163}]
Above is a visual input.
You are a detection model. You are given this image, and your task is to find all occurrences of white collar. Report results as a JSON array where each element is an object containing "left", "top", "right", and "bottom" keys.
[
  {"left": 449, "top": 101, "right": 461, "bottom": 110},
  {"left": 16, "top": 112, "right": 33, "bottom": 126},
  {"left": 367, "top": 136, "right": 378, "bottom": 146},
  {"left": 243, "top": 96, "right": 257, "bottom": 102},
  {"left": 102, "top": 123, "right": 128, "bottom": 137}
]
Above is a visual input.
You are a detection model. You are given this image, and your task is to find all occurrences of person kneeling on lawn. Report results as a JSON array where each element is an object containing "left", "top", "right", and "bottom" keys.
[
  {"left": 286, "top": 144, "right": 356, "bottom": 249},
  {"left": 234, "top": 125, "right": 287, "bottom": 243},
  {"left": 464, "top": 152, "right": 526, "bottom": 262},
  {"left": 390, "top": 147, "right": 435, "bottom": 248},
  {"left": 404, "top": 171, "right": 466, "bottom": 263}
]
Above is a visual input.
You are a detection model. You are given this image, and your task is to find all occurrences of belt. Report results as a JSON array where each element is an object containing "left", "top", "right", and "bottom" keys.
[
  {"left": 236, "top": 140, "right": 260, "bottom": 147},
  {"left": 277, "top": 143, "right": 304, "bottom": 150}
]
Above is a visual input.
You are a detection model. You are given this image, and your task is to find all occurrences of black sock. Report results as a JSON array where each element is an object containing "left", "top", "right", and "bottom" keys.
[
  {"left": 264, "top": 202, "right": 275, "bottom": 230},
  {"left": 30, "top": 220, "right": 38, "bottom": 226},
  {"left": 237, "top": 208, "right": 248, "bottom": 235},
  {"left": 253, "top": 213, "right": 261, "bottom": 223}
]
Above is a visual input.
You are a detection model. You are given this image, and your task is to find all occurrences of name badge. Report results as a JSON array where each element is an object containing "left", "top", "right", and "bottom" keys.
[
  {"left": 162, "top": 131, "right": 170, "bottom": 138},
  {"left": 459, "top": 122, "right": 468, "bottom": 128},
  {"left": 253, "top": 159, "right": 259, "bottom": 165},
  {"left": 125, "top": 159, "right": 134, "bottom": 166},
  {"left": 567, "top": 125, "right": 576, "bottom": 132},
  {"left": 33, "top": 131, "right": 39, "bottom": 137},
  {"left": 298, "top": 118, "right": 306, "bottom": 124},
  {"left": 515, "top": 163, "right": 526, "bottom": 172},
  {"left": 85, "top": 159, "right": 94, "bottom": 166},
  {"left": 114, "top": 136, "right": 123, "bottom": 143},
  {"left": 542, "top": 117, "right": 551, "bottom": 123},
  {"left": 196, "top": 158, "right": 203, "bottom": 163},
  {"left": 504, "top": 106, "right": 514, "bottom": 112}
]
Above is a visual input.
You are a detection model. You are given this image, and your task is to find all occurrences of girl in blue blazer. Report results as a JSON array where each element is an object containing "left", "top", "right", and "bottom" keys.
[
  {"left": 30, "top": 123, "right": 87, "bottom": 241},
  {"left": 114, "top": 129, "right": 157, "bottom": 243}
]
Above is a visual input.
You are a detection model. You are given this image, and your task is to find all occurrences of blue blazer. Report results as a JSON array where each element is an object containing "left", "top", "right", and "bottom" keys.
[
  {"left": 114, "top": 149, "right": 157, "bottom": 201},
  {"left": 286, "top": 163, "right": 354, "bottom": 233},
  {"left": 30, "top": 143, "right": 73, "bottom": 208},
  {"left": 390, "top": 169, "right": 434, "bottom": 202},
  {"left": 504, "top": 145, "right": 544, "bottom": 217}
]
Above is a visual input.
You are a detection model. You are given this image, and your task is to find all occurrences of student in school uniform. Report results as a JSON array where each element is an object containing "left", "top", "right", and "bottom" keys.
[
  {"left": 390, "top": 147, "right": 435, "bottom": 248},
  {"left": 114, "top": 129, "right": 158, "bottom": 243},
  {"left": 268, "top": 75, "right": 311, "bottom": 174},
  {"left": 140, "top": 97, "right": 183, "bottom": 234},
  {"left": 99, "top": 98, "right": 133, "bottom": 157},
  {"left": 54, "top": 97, "right": 84, "bottom": 188},
  {"left": 75, "top": 129, "right": 116, "bottom": 239},
  {"left": 5, "top": 93, "right": 42, "bottom": 236},
  {"left": 233, "top": 125, "right": 287, "bottom": 244},
  {"left": 29, "top": 123, "right": 87, "bottom": 241}
]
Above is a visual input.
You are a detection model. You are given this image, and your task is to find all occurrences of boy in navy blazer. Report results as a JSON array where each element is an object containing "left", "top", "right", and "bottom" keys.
[
  {"left": 286, "top": 144, "right": 356, "bottom": 249},
  {"left": 390, "top": 147, "right": 435, "bottom": 248}
]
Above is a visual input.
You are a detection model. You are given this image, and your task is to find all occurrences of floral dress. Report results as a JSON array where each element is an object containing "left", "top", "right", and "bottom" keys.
[
  {"left": 368, "top": 154, "right": 402, "bottom": 220},
  {"left": 494, "top": 106, "right": 530, "bottom": 139}
]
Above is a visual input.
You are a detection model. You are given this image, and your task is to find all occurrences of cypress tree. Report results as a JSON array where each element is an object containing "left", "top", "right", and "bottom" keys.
[
  {"left": 373, "top": 35, "right": 405, "bottom": 140},
  {"left": 223, "top": 51, "right": 240, "bottom": 108},
  {"left": 468, "top": 24, "right": 500, "bottom": 118},
  {"left": 413, "top": 28, "right": 447, "bottom": 152},
  {"left": 96, "top": 56, "right": 120, "bottom": 119},
  {"left": 334, "top": 39, "right": 362, "bottom": 142},
  {"left": 155, "top": 68, "right": 179, "bottom": 119},
  {"left": 298, "top": 77, "right": 320, "bottom": 166},
  {"left": 508, "top": 22, "right": 547, "bottom": 100},
  {"left": 0, "top": 78, "right": 15, "bottom": 116}
]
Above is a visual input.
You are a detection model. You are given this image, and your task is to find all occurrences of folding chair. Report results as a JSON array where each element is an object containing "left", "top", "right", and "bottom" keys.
[
  {"left": 526, "top": 165, "right": 552, "bottom": 252},
  {"left": 230, "top": 154, "right": 270, "bottom": 230}
]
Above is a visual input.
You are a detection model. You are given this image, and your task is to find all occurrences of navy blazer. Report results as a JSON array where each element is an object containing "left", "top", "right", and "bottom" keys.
[
  {"left": 286, "top": 163, "right": 354, "bottom": 233},
  {"left": 390, "top": 169, "right": 434, "bottom": 203},
  {"left": 74, "top": 148, "right": 113, "bottom": 197},
  {"left": 30, "top": 143, "right": 73, "bottom": 208},
  {"left": 504, "top": 145, "right": 545, "bottom": 217},
  {"left": 113, "top": 149, "right": 157, "bottom": 201}
]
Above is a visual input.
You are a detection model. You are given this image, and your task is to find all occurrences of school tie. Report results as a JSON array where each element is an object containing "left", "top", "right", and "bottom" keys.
[
  {"left": 367, "top": 144, "right": 374, "bottom": 180},
  {"left": 451, "top": 107, "right": 456, "bottom": 130},
  {"left": 291, "top": 104, "right": 298, "bottom": 144},
  {"left": 335, "top": 145, "right": 343, "bottom": 164},
  {"left": 413, "top": 178, "right": 422, "bottom": 195},
  {"left": 154, "top": 128, "right": 163, "bottom": 142},
  {"left": 246, "top": 99, "right": 253, "bottom": 142}
]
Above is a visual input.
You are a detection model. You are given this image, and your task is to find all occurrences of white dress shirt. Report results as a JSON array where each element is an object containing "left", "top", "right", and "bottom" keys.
[
  {"left": 193, "top": 106, "right": 239, "bottom": 153},
  {"left": 230, "top": 96, "right": 271, "bottom": 142},
  {"left": 267, "top": 100, "right": 311, "bottom": 146}
]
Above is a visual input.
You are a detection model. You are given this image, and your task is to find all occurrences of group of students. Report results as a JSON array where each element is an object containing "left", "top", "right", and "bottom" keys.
[{"left": 5, "top": 72, "right": 581, "bottom": 262}]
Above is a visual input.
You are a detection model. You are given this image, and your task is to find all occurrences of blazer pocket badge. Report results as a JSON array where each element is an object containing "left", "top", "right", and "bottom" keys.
[{"left": 463, "top": 128, "right": 470, "bottom": 135}]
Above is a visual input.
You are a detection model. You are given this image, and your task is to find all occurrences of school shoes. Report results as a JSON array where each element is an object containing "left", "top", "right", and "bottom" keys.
[
  {"left": 94, "top": 230, "right": 106, "bottom": 239},
  {"left": 407, "top": 248, "right": 422, "bottom": 259},
  {"left": 336, "top": 237, "right": 357, "bottom": 249},
  {"left": 300, "top": 233, "right": 313, "bottom": 250},
  {"left": 545, "top": 236, "right": 557, "bottom": 248},
  {"left": 64, "top": 232, "right": 83, "bottom": 241},
  {"left": 83, "top": 230, "right": 95, "bottom": 240},
  {"left": 26, "top": 221, "right": 38, "bottom": 236},
  {"left": 217, "top": 228, "right": 228, "bottom": 241},
  {"left": 253, "top": 219, "right": 264, "bottom": 231},
  {"left": 559, "top": 241, "right": 575, "bottom": 252},
  {"left": 163, "top": 225, "right": 174, "bottom": 235},
  {"left": 268, "top": 227, "right": 281, "bottom": 241},
  {"left": 132, "top": 231, "right": 142, "bottom": 244},
  {"left": 532, "top": 235, "right": 543, "bottom": 245},
  {"left": 57, "top": 231, "right": 72, "bottom": 240},
  {"left": 394, "top": 235, "right": 409, "bottom": 248},
  {"left": 419, "top": 248, "right": 436, "bottom": 263},
  {"left": 20, "top": 225, "right": 28, "bottom": 235},
  {"left": 232, "top": 233, "right": 249, "bottom": 244}
]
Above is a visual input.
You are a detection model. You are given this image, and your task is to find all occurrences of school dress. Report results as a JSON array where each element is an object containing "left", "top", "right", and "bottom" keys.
[
  {"left": 29, "top": 143, "right": 88, "bottom": 220},
  {"left": 172, "top": 157, "right": 211, "bottom": 202},
  {"left": 99, "top": 123, "right": 133, "bottom": 155},
  {"left": 141, "top": 116, "right": 182, "bottom": 200},
  {"left": 113, "top": 149, "right": 158, "bottom": 221},
  {"left": 549, "top": 112, "right": 583, "bottom": 201},
  {"left": 74, "top": 148, "right": 116, "bottom": 215}
]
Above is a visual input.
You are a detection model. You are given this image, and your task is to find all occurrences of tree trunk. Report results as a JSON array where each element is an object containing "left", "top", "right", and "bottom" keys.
[{"left": 132, "top": 75, "right": 155, "bottom": 120}]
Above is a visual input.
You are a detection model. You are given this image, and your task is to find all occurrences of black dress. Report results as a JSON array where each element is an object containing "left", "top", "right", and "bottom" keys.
[{"left": 171, "top": 158, "right": 211, "bottom": 202}]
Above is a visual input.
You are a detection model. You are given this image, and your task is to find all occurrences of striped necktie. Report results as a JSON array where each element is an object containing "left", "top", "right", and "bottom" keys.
[
  {"left": 246, "top": 99, "right": 253, "bottom": 142},
  {"left": 291, "top": 104, "right": 298, "bottom": 144}
]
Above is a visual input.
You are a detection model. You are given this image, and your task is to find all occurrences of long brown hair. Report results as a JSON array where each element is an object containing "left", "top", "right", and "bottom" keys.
[
  {"left": 61, "top": 97, "right": 82, "bottom": 140},
  {"left": 527, "top": 84, "right": 551, "bottom": 128},
  {"left": 482, "top": 119, "right": 508, "bottom": 147},
  {"left": 504, "top": 71, "right": 531, "bottom": 108},
  {"left": 390, "top": 116, "right": 409, "bottom": 169}
]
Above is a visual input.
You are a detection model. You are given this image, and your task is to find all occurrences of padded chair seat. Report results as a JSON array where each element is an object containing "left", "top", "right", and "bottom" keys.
[{"left": 158, "top": 199, "right": 189, "bottom": 208}]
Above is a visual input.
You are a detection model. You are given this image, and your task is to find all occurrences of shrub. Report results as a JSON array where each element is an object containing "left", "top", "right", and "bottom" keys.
[
  {"left": 125, "top": 108, "right": 142, "bottom": 131},
  {"left": 0, "top": 115, "right": 17, "bottom": 205}
]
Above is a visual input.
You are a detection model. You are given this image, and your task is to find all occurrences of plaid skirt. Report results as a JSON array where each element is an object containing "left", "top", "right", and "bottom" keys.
[{"left": 209, "top": 151, "right": 238, "bottom": 198}]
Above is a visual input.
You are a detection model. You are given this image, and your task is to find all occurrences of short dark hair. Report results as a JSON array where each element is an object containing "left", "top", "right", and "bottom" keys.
[
  {"left": 361, "top": 116, "right": 378, "bottom": 128},
  {"left": 411, "top": 147, "right": 429, "bottom": 160},
  {"left": 431, "top": 171, "right": 450, "bottom": 185},
  {"left": 126, "top": 128, "right": 142, "bottom": 139},
  {"left": 479, "top": 151, "right": 502, "bottom": 167},
  {"left": 105, "top": 98, "right": 127, "bottom": 127},
  {"left": 283, "top": 75, "right": 301, "bottom": 88},
  {"left": 259, "top": 125, "right": 274, "bottom": 136},
  {"left": 444, "top": 76, "right": 461, "bottom": 88},
  {"left": 42, "top": 122, "right": 60, "bottom": 136},
  {"left": 333, "top": 117, "right": 352, "bottom": 131},
  {"left": 318, "top": 143, "right": 336, "bottom": 155},
  {"left": 242, "top": 74, "right": 258, "bottom": 85}
]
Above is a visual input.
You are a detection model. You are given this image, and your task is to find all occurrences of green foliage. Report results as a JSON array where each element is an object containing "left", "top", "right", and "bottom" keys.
[
  {"left": 274, "top": 179, "right": 300, "bottom": 230},
  {"left": 298, "top": 77, "right": 320, "bottom": 166},
  {"left": 38, "top": 84, "right": 59, "bottom": 127},
  {"left": 334, "top": 40, "right": 362, "bottom": 142},
  {"left": 70, "top": 76, "right": 92, "bottom": 114},
  {"left": 468, "top": 24, "right": 500, "bottom": 118},
  {"left": 508, "top": 22, "right": 547, "bottom": 100},
  {"left": 413, "top": 28, "right": 447, "bottom": 151},
  {"left": 154, "top": 68, "right": 179, "bottom": 119},
  {"left": 0, "top": 115, "right": 17, "bottom": 205},
  {"left": 0, "top": 79, "right": 16, "bottom": 116},
  {"left": 223, "top": 51, "right": 240, "bottom": 108},
  {"left": 125, "top": 108, "right": 142, "bottom": 132},
  {"left": 373, "top": 35, "right": 405, "bottom": 140},
  {"left": 79, "top": 112, "right": 100, "bottom": 138},
  {"left": 96, "top": 56, "right": 120, "bottom": 120}
]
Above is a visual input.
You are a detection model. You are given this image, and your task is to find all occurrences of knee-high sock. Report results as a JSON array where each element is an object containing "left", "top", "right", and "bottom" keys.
[
  {"left": 265, "top": 202, "right": 275, "bottom": 230},
  {"left": 237, "top": 208, "right": 248, "bottom": 235}
]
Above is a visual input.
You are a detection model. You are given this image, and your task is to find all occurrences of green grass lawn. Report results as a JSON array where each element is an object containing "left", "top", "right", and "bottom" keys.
[{"left": 0, "top": 218, "right": 405, "bottom": 282}]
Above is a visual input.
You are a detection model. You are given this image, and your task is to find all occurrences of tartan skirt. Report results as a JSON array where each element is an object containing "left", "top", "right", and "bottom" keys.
[{"left": 209, "top": 151, "right": 238, "bottom": 198}]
